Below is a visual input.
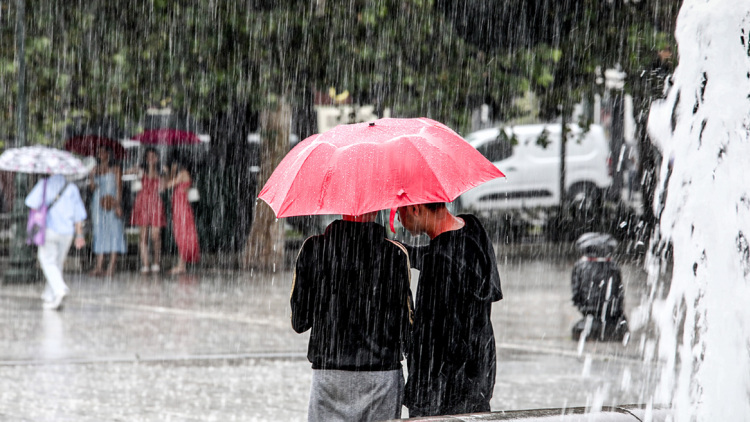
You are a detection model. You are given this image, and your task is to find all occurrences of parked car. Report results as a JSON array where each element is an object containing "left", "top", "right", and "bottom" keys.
[{"left": 459, "top": 123, "right": 612, "bottom": 220}]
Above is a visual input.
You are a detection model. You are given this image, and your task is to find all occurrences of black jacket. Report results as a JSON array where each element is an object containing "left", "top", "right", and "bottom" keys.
[
  {"left": 404, "top": 214, "right": 502, "bottom": 415},
  {"left": 571, "top": 257, "right": 625, "bottom": 318},
  {"left": 291, "top": 220, "right": 413, "bottom": 371}
]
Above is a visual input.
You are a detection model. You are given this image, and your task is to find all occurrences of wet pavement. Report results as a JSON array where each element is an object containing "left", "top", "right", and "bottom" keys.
[{"left": 0, "top": 248, "right": 663, "bottom": 421}]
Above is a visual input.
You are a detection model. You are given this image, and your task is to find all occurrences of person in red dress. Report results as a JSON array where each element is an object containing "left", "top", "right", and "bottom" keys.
[
  {"left": 127, "top": 147, "right": 166, "bottom": 274},
  {"left": 163, "top": 157, "right": 200, "bottom": 274}
]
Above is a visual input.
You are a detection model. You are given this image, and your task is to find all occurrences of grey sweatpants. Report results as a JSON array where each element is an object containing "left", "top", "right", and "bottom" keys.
[{"left": 308, "top": 368, "right": 404, "bottom": 422}]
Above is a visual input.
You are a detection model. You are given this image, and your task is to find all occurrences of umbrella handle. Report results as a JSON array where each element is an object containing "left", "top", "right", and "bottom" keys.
[{"left": 389, "top": 208, "right": 397, "bottom": 233}]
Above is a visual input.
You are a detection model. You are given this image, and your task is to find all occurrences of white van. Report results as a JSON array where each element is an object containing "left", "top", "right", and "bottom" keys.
[{"left": 460, "top": 123, "right": 612, "bottom": 215}]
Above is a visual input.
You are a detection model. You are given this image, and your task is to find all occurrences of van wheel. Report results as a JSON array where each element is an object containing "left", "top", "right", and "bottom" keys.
[{"left": 567, "top": 183, "right": 602, "bottom": 227}]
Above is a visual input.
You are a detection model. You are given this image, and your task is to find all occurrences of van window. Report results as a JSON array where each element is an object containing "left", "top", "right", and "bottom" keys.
[{"left": 476, "top": 137, "right": 513, "bottom": 162}]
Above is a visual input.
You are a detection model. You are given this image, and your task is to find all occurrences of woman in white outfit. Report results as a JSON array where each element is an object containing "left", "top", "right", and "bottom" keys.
[{"left": 25, "top": 174, "right": 87, "bottom": 310}]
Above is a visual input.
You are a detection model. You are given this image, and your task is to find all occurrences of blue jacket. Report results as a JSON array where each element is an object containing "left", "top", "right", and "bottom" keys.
[{"left": 25, "top": 175, "right": 87, "bottom": 235}]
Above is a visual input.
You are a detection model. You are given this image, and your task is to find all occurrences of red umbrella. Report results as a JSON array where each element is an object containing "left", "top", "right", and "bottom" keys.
[
  {"left": 131, "top": 129, "right": 201, "bottom": 145},
  {"left": 63, "top": 136, "right": 126, "bottom": 160},
  {"left": 258, "top": 117, "right": 505, "bottom": 227}
]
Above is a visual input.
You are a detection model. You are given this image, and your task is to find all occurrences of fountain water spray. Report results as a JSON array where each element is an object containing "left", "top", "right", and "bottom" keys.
[{"left": 647, "top": 1, "right": 750, "bottom": 420}]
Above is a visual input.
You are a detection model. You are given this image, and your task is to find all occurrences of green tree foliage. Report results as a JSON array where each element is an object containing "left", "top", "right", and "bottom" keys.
[
  {"left": 0, "top": 0, "right": 534, "bottom": 143},
  {"left": 1, "top": 1, "right": 679, "bottom": 141},
  {"left": 435, "top": 0, "right": 679, "bottom": 121},
  {"left": 0, "top": 0, "right": 682, "bottom": 258}
]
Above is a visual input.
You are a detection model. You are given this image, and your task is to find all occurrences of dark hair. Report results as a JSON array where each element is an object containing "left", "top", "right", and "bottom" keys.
[
  {"left": 140, "top": 147, "right": 161, "bottom": 171},
  {"left": 96, "top": 145, "right": 117, "bottom": 166},
  {"left": 167, "top": 152, "right": 191, "bottom": 173},
  {"left": 423, "top": 202, "right": 446, "bottom": 211}
]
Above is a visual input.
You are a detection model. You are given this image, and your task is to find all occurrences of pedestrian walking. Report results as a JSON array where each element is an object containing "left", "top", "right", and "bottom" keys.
[
  {"left": 291, "top": 211, "right": 413, "bottom": 422},
  {"left": 88, "top": 146, "right": 127, "bottom": 276},
  {"left": 397, "top": 202, "right": 502, "bottom": 417},
  {"left": 163, "top": 156, "right": 199, "bottom": 274},
  {"left": 126, "top": 147, "right": 166, "bottom": 274},
  {"left": 25, "top": 174, "right": 87, "bottom": 310}
]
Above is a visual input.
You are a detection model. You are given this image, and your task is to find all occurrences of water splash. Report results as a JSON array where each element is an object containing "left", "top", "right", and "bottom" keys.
[{"left": 646, "top": 1, "right": 750, "bottom": 419}]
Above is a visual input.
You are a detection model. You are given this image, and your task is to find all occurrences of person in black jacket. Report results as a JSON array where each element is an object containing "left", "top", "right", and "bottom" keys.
[
  {"left": 570, "top": 232, "right": 629, "bottom": 342},
  {"left": 291, "top": 211, "right": 413, "bottom": 422},
  {"left": 396, "top": 202, "right": 502, "bottom": 417}
]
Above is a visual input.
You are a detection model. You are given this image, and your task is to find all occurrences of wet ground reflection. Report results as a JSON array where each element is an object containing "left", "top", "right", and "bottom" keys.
[{"left": 0, "top": 252, "right": 662, "bottom": 420}]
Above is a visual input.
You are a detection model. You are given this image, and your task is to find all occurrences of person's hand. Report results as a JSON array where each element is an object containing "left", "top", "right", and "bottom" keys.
[
  {"left": 115, "top": 205, "right": 123, "bottom": 218},
  {"left": 74, "top": 236, "right": 86, "bottom": 250}
]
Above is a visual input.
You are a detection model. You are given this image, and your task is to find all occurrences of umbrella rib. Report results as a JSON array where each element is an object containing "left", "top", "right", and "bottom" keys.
[
  {"left": 262, "top": 118, "right": 503, "bottom": 217},
  {"left": 401, "top": 136, "right": 454, "bottom": 201},
  {"left": 272, "top": 140, "right": 335, "bottom": 217},
  {"left": 410, "top": 128, "right": 504, "bottom": 197}
]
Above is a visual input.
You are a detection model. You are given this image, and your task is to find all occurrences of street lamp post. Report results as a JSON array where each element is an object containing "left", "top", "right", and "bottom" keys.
[{"left": 4, "top": 0, "right": 38, "bottom": 283}]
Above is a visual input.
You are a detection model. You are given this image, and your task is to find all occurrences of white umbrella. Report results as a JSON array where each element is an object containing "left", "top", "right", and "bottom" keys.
[{"left": 0, "top": 145, "right": 88, "bottom": 175}]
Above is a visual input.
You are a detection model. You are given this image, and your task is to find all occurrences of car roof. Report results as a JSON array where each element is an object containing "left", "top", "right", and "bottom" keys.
[{"left": 466, "top": 123, "right": 593, "bottom": 147}]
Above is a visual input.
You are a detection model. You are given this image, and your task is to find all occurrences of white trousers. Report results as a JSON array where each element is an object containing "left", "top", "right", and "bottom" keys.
[{"left": 38, "top": 229, "right": 74, "bottom": 301}]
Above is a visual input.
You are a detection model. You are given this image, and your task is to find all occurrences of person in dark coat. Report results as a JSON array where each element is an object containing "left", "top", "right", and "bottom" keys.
[
  {"left": 396, "top": 202, "right": 502, "bottom": 417},
  {"left": 570, "top": 233, "right": 629, "bottom": 342},
  {"left": 291, "top": 211, "right": 413, "bottom": 422}
]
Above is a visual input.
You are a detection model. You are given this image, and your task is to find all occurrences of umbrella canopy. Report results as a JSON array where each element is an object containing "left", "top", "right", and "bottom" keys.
[
  {"left": 575, "top": 232, "right": 618, "bottom": 256},
  {"left": 132, "top": 129, "right": 201, "bottom": 145},
  {"left": 63, "top": 135, "right": 126, "bottom": 160},
  {"left": 258, "top": 117, "right": 505, "bottom": 219},
  {"left": 0, "top": 146, "right": 88, "bottom": 175}
]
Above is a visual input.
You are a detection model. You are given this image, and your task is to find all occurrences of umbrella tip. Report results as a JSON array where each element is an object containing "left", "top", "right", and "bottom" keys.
[{"left": 369, "top": 122, "right": 375, "bottom": 127}]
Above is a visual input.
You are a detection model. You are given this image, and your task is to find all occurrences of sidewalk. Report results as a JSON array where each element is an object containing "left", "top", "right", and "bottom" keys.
[{"left": 0, "top": 253, "right": 662, "bottom": 421}]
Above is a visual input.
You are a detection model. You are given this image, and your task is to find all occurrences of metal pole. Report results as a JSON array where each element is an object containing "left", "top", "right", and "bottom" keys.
[
  {"left": 5, "top": 0, "right": 38, "bottom": 283},
  {"left": 609, "top": 93, "right": 625, "bottom": 201},
  {"left": 559, "top": 112, "right": 567, "bottom": 209},
  {"left": 15, "top": 0, "right": 25, "bottom": 147},
  {"left": 604, "top": 67, "right": 627, "bottom": 202}
]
